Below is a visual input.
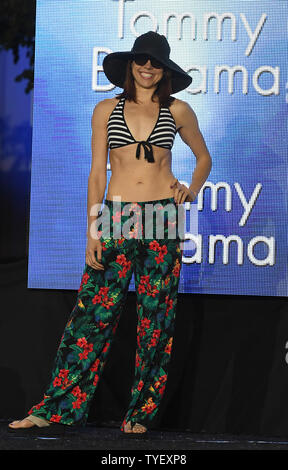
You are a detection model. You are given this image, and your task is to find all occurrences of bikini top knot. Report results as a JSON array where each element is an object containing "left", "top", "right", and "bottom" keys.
[{"left": 135, "top": 141, "right": 154, "bottom": 163}]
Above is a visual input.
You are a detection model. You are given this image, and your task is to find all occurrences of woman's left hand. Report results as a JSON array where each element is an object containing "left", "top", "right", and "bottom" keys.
[{"left": 170, "top": 178, "right": 197, "bottom": 204}]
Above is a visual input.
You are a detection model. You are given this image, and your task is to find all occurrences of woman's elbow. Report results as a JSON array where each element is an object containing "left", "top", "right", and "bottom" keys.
[{"left": 88, "top": 171, "right": 107, "bottom": 189}]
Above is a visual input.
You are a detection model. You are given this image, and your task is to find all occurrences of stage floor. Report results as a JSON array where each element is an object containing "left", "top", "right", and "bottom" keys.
[{"left": 1, "top": 420, "right": 288, "bottom": 451}]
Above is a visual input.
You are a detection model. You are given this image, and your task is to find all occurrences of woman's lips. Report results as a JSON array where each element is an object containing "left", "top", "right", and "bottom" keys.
[{"left": 139, "top": 72, "right": 153, "bottom": 79}]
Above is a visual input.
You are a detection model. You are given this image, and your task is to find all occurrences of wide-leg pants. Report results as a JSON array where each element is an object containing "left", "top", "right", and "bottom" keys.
[{"left": 28, "top": 196, "right": 184, "bottom": 430}]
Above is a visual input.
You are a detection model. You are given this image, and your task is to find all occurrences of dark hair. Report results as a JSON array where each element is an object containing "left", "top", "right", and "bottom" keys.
[{"left": 115, "top": 59, "right": 175, "bottom": 107}]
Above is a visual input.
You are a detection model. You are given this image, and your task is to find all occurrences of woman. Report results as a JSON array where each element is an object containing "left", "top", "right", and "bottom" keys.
[{"left": 8, "top": 31, "right": 212, "bottom": 436}]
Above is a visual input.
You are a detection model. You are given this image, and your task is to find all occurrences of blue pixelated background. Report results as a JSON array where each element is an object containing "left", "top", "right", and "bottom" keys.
[{"left": 28, "top": 0, "right": 287, "bottom": 296}]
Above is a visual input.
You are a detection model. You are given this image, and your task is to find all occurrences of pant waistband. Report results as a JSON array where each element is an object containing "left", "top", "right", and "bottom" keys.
[
  {"left": 104, "top": 197, "right": 176, "bottom": 208},
  {"left": 98, "top": 197, "right": 184, "bottom": 240}
]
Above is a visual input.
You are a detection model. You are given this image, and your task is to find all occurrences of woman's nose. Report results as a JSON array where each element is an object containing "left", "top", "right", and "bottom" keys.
[{"left": 144, "top": 59, "right": 152, "bottom": 67}]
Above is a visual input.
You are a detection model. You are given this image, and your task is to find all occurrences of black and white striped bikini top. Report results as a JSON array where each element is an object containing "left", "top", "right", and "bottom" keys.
[{"left": 107, "top": 97, "right": 177, "bottom": 163}]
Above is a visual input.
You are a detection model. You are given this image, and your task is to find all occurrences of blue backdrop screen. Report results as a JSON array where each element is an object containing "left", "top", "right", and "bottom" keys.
[{"left": 28, "top": 0, "right": 288, "bottom": 296}]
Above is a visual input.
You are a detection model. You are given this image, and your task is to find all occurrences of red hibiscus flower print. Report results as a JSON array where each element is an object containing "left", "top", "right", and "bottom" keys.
[
  {"left": 155, "top": 252, "right": 164, "bottom": 264},
  {"left": 141, "top": 275, "right": 150, "bottom": 284},
  {"left": 172, "top": 259, "right": 181, "bottom": 277},
  {"left": 117, "top": 236, "right": 125, "bottom": 246},
  {"left": 90, "top": 358, "right": 100, "bottom": 372},
  {"left": 137, "top": 284, "right": 145, "bottom": 294},
  {"left": 138, "top": 317, "right": 151, "bottom": 337},
  {"left": 71, "top": 386, "right": 87, "bottom": 409},
  {"left": 164, "top": 337, "right": 173, "bottom": 354},
  {"left": 149, "top": 240, "right": 160, "bottom": 251},
  {"left": 137, "top": 275, "right": 159, "bottom": 297},
  {"left": 53, "top": 377, "right": 62, "bottom": 387},
  {"left": 92, "top": 286, "right": 115, "bottom": 310},
  {"left": 93, "top": 374, "right": 99, "bottom": 386},
  {"left": 141, "top": 397, "right": 157, "bottom": 415},
  {"left": 160, "top": 245, "right": 168, "bottom": 255},
  {"left": 135, "top": 351, "right": 141, "bottom": 367},
  {"left": 50, "top": 414, "right": 62, "bottom": 423},
  {"left": 76, "top": 337, "right": 93, "bottom": 360},
  {"left": 164, "top": 276, "right": 170, "bottom": 286},
  {"left": 116, "top": 254, "right": 132, "bottom": 278},
  {"left": 28, "top": 397, "right": 46, "bottom": 414},
  {"left": 165, "top": 296, "right": 173, "bottom": 316},
  {"left": 52, "top": 368, "right": 72, "bottom": 390},
  {"left": 72, "top": 398, "right": 82, "bottom": 409},
  {"left": 149, "top": 241, "right": 168, "bottom": 264},
  {"left": 154, "top": 374, "right": 167, "bottom": 389},
  {"left": 147, "top": 284, "right": 159, "bottom": 297},
  {"left": 77, "top": 338, "right": 88, "bottom": 348},
  {"left": 78, "top": 272, "right": 90, "bottom": 293},
  {"left": 137, "top": 380, "right": 144, "bottom": 391},
  {"left": 147, "top": 329, "right": 161, "bottom": 349}
]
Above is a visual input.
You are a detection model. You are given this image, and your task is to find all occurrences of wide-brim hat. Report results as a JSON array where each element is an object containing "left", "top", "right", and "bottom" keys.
[{"left": 102, "top": 31, "right": 192, "bottom": 94}]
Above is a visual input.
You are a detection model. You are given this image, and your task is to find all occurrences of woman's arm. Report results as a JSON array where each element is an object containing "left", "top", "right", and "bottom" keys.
[
  {"left": 87, "top": 99, "right": 109, "bottom": 240},
  {"left": 174, "top": 100, "right": 212, "bottom": 203}
]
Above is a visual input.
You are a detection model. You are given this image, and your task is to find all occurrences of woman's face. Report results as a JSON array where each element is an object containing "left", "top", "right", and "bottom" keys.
[{"left": 131, "top": 57, "right": 164, "bottom": 90}]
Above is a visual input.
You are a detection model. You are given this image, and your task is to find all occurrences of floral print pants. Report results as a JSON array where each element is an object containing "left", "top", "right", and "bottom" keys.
[{"left": 28, "top": 197, "right": 184, "bottom": 430}]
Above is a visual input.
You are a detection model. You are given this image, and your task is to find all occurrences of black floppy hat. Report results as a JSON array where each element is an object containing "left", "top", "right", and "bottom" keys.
[{"left": 102, "top": 31, "right": 192, "bottom": 94}]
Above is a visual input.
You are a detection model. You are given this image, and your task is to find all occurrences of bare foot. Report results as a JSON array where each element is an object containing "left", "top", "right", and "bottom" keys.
[
  {"left": 132, "top": 423, "right": 147, "bottom": 433},
  {"left": 123, "top": 421, "right": 147, "bottom": 433},
  {"left": 8, "top": 419, "right": 35, "bottom": 429}
]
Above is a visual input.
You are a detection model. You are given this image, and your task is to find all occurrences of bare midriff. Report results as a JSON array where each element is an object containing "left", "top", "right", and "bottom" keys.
[{"left": 106, "top": 144, "right": 176, "bottom": 202}]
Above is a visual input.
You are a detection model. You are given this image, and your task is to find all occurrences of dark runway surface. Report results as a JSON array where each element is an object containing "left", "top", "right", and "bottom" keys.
[{"left": 2, "top": 420, "right": 288, "bottom": 452}]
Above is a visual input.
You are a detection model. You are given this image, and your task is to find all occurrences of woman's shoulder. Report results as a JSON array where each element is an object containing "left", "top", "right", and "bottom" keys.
[
  {"left": 169, "top": 98, "right": 196, "bottom": 124},
  {"left": 92, "top": 98, "right": 121, "bottom": 123},
  {"left": 93, "top": 97, "right": 119, "bottom": 112},
  {"left": 170, "top": 97, "right": 193, "bottom": 112}
]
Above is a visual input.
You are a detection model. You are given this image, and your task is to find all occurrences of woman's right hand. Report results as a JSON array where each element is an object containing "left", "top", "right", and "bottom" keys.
[{"left": 85, "top": 237, "right": 104, "bottom": 270}]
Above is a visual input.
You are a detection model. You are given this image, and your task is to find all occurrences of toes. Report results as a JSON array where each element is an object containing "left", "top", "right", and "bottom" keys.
[
  {"left": 9, "top": 421, "right": 20, "bottom": 427},
  {"left": 8, "top": 419, "right": 34, "bottom": 429},
  {"left": 123, "top": 420, "right": 147, "bottom": 434}
]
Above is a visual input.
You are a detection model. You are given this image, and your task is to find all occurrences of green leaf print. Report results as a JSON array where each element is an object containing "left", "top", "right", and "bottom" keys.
[
  {"left": 142, "top": 294, "right": 159, "bottom": 311},
  {"left": 70, "top": 344, "right": 84, "bottom": 354}
]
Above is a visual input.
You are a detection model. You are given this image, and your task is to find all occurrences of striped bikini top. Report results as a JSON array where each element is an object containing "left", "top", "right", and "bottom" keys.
[{"left": 107, "top": 97, "right": 177, "bottom": 163}]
